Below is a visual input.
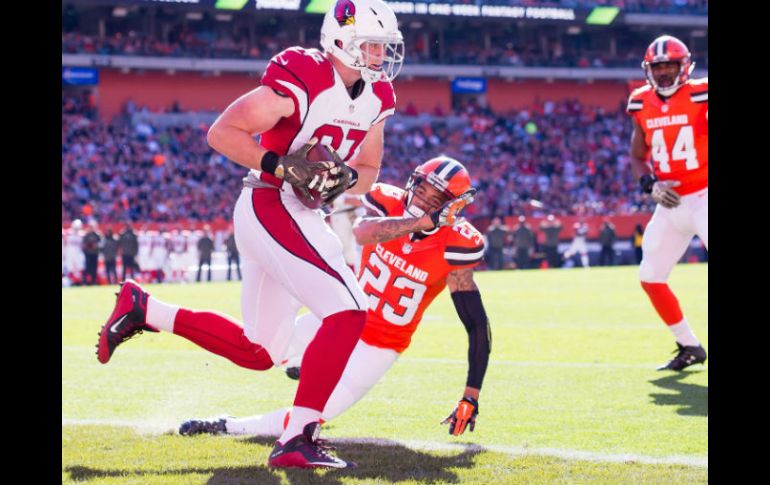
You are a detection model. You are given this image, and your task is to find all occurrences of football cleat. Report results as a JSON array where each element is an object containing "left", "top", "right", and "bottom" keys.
[
  {"left": 285, "top": 367, "right": 300, "bottom": 380},
  {"left": 179, "top": 417, "right": 228, "bottom": 436},
  {"left": 95, "top": 279, "right": 157, "bottom": 364},
  {"left": 268, "top": 422, "right": 354, "bottom": 469},
  {"left": 657, "top": 343, "right": 707, "bottom": 371}
]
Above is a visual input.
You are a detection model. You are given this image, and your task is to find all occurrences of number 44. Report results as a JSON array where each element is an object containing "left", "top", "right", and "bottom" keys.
[{"left": 650, "top": 125, "right": 699, "bottom": 173}]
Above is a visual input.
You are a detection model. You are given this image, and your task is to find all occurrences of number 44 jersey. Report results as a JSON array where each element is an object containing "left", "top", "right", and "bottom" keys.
[
  {"left": 358, "top": 183, "right": 486, "bottom": 353},
  {"left": 627, "top": 77, "right": 708, "bottom": 195}
]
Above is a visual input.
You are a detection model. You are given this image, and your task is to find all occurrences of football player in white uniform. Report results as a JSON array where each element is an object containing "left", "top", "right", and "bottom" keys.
[
  {"left": 177, "top": 157, "right": 490, "bottom": 441},
  {"left": 96, "top": 0, "right": 403, "bottom": 470},
  {"left": 563, "top": 221, "right": 590, "bottom": 268},
  {"left": 65, "top": 219, "right": 85, "bottom": 284}
]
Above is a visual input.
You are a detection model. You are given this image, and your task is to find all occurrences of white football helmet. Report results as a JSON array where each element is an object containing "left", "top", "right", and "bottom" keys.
[{"left": 320, "top": 0, "right": 404, "bottom": 83}]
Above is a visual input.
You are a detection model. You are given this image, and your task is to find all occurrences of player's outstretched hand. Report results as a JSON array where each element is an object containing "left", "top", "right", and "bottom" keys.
[
  {"left": 441, "top": 396, "right": 479, "bottom": 436},
  {"left": 429, "top": 189, "right": 477, "bottom": 228},
  {"left": 651, "top": 180, "right": 682, "bottom": 208}
]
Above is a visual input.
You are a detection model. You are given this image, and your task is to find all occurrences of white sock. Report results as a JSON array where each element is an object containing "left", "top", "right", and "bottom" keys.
[
  {"left": 226, "top": 408, "right": 289, "bottom": 437},
  {"left": 279, "top": 406, "right": 321, "bottom": 444},
  {"left": 668, "top": 318, "right": 700, "bottom": 347},
  {"left": 146, "top": 296, "right": 179, "bottom": 333},
  {"left": 581, "top": 254, "right": 589, "bottom": 267}
]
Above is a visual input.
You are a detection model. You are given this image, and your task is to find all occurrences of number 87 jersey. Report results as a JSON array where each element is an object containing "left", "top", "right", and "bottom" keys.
[
  {"left": 357, "top": 183, "right": 486, "bottom": 353},
  {"left": 627, "top": 77, "right": 708, "bottom": 195}
]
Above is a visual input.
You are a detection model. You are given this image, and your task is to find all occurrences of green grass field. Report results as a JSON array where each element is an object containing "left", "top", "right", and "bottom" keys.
[{"left": 62, "top": 264, "right": 708, "bottom": 484}]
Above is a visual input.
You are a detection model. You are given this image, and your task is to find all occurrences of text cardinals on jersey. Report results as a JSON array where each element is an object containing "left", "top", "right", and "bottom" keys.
[{"left": 250, "top": 46, "right": 396, "bottom": 189}]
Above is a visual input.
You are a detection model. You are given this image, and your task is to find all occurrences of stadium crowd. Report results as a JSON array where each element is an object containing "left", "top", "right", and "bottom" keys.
[
  {"left": 62, "top": 29, "right": 706, "bottom": 70},
  {"left": 62, "top": 92, "right": 652, "bottom": 226}
]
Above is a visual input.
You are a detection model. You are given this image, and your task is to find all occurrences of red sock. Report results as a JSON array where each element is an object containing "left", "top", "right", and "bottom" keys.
[
  {"left": 641, "top": 282, "right": 684, "bottom": 325},
  {"left": 293, "top": 309, "right": 366, "bottom": 410},
  {"left": 173, "top": 309, "right": 273, "bottom": 370}
]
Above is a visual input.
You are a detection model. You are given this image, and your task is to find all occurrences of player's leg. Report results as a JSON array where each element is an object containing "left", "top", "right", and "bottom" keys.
[
  {"left": 96, "top": 270, "right": 276, "bottom": 370},
  {"left": 691, "top": 189, "right": 708, "bottom": 250},
  {"left": 238, "top": 187, "right": 367, "bottom": 465},
  {"left": 198, "top": 340, "right": 398, "bottom": 437},
  {"left": 639, "top": 206, "right": 706, "bottom": 370}
]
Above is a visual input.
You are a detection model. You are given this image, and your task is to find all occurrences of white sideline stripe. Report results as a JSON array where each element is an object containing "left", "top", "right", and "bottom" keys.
[
  {"left": 399, "top": 356, "right": 708, "bottom": 370},
  {"left": 61, "top": 346, "right": 708, "bottom": 370},
  {"left": 61, "top": 418, "right": 706, "bottom": 468}
]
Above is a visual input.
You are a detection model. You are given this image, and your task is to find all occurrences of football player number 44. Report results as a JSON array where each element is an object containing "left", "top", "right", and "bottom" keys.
[
  {"left": 359, "top": 252, "right": 427, "bottom": 326},
  {"left": 650, "top": 125, "right": 699, "bottom": 173}
]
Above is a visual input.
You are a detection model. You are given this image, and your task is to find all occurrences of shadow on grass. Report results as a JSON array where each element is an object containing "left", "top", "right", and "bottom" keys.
[
  {"left": 65, "top": 436, "right": 485, "bottom": 484},
  {"left": 648, "top": 371, "right": 708, "bottom": 417}
]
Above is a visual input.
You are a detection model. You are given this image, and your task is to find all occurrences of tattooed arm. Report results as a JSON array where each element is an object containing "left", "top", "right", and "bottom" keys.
[
  {"left": 352, "top": 209, "right": 435, "bottom": 245},
  {"left": 446, "top": 267, "right": 479, "bottom": 292}
]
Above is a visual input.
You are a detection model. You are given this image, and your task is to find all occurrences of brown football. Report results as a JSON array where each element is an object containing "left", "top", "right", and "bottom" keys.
[{"left": 293, "top": 143, "right": 335, "bottom": 209}]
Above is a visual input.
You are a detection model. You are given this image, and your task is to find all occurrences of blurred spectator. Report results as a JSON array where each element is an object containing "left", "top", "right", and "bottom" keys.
[
  {"left": 485, "top": 217, "right": 510, "bottom": 270},
  {"left": 82, "top": 221, "right": 102, "bottom": 285},
  {"left": 63, "top": 96, "right": 658, "bottom": 225},
  {"left": 196, "top": 226, "right": 214, "bottom": 282},
  {"left": 101, "top": 227, "right": 120, "bottom": 284},
  {"left": 632, "top": 224, "right": 644, "bottom": 264},
  {"left": 513, "top": 216, "right": 535, "bottom": 270},
  {"left": 539, "top": 214, "right": 563, "bottom": 269},
  {"left": 598, "top": 219, "right": 617, "bottom": 266},
  {"left": 225, "top": 229, "right": 241, "bottom": 281},
  {"left": 119, "top": 224, "right": 140, "bottom": 280}
]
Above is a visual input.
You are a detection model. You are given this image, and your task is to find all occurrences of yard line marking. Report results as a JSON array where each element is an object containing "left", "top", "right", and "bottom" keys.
[{"left": 61, "top": 418, "right": 706, "bottom": 468}]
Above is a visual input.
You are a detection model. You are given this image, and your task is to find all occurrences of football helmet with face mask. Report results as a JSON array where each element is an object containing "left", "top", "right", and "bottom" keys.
[
  {"left": 404, "top": 156, "right": 473, "bottom": 218},
  {"left": 320, "top": 0, "right": 404, "bottom": 83},
  {"left": 642, "top": 35, "right": 695, "bottom": 97}
]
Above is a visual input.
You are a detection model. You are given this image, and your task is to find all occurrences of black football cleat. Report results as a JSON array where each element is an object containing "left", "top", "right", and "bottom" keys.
[
  {"left": 285, "top": 367, "right": 300, "bottom": 380},
  {"left": 268, "top": 422, "right": 354, "bottom": 469},
  {"left": 96, "top": 279, "right": 158, "bottom": 364},
  {"left": 657, "top": 343, "right": 707, "bottom": 371},
  {"left": 179, "top": 417, "right": 228, "bottom": 436}
]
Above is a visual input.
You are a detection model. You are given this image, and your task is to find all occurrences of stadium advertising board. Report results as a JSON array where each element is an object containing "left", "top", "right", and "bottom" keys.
[{"left": 62, "top": 67, "right": 99, "bottom": 86}]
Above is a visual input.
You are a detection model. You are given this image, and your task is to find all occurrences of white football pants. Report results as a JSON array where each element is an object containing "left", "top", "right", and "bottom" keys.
[{"left": 640, "top": 187, "right": 708, "bottom": 283}]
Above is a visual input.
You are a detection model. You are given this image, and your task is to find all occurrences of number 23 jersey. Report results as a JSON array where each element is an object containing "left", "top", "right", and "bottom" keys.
[
  {"left": 358, "top": 183, "right": 486, "bottom": 353},
  {"left": 627, "top": 78, "right": 708, "bottom": 195}
]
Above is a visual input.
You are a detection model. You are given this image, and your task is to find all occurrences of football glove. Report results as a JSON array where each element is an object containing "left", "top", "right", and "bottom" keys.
[
  {"left": 274, "top": 138, "right": 336, "bottom": 200},
  {"left": 429, "top": 189, "right": 477, "bottom": 228},
  {"left": 320, "top": 148, "right": 358, "bottom": 205},
  {"left": 651, "top": 180, "right": 682, "bottom": 209},
  {"left": 441, "top": 396, "right": 479, "bottom": 436}
]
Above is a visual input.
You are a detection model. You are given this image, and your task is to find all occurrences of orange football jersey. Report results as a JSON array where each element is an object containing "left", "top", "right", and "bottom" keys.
[
  {"left": 627, "top": 78, "right": 708, "bottom": 195},
  {"left": 357, "top": 183, "right": 485, "bottom": 353}
]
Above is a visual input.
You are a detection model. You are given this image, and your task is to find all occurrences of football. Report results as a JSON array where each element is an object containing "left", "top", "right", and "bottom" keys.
[{"left": 293, "top": 143, "right": 337, "bottom": 209}]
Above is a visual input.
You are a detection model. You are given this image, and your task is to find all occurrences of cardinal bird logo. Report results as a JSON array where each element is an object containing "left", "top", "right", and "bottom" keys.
[{"left": 335, "top": 0, "right": 356, "bottom": 26}]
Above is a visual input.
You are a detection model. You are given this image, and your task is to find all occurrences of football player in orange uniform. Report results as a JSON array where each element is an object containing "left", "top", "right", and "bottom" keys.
[
  {"left": 627, "top": 35, "right": 707, "bottom": 371},
  {"left": 179, "top": 156, "right": 492, "bottom": 439}
]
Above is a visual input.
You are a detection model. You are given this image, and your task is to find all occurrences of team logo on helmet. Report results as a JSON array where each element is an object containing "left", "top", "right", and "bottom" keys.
[{"left": 335, "top": 0, "right": 356, "bottom": 27}]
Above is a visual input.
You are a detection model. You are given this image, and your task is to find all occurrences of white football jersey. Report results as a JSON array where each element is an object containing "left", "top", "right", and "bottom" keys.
[{"left": 247, "top": 46, "right": 396, "bottom": 189}]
